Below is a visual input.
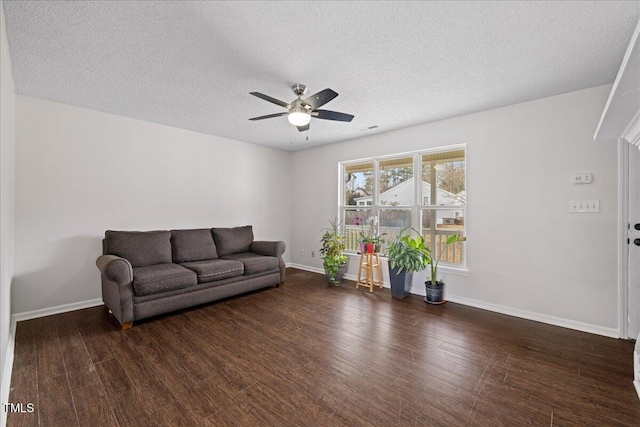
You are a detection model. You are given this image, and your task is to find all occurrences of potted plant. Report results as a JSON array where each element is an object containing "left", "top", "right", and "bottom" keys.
[
  {"left": 386, "top": 227, "right": 430, "bottom": 299},
  {"left": 425, "top": 234, "right": 466, "bottom": 304},
  {"left": 353, "top": 216, "right": 367, "bottom": 253},
  {"left": 320, "top": 219, "right": 349, "bottom": 285},
  {"left": 358, "top": 215, "right": 385, "bottom": 253},
  {"left": 359, "top": 235, "right": 374, "bottom": 253}
]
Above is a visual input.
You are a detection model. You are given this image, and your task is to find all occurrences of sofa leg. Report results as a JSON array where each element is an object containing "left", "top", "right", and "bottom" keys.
[{"left": 121, "top": 322, "right": 133, "bottom": 330}]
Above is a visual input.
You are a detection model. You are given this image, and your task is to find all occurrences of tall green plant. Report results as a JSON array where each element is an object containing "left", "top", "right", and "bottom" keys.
[
  {"left": 427, "top": 234, "right": 465, "bottom": 285},
  {"left": 386, "top": 227, "right": 430, "bottom": 273},
  {"left": 320, "top": 219, "right": 349, "bottom": 285}
]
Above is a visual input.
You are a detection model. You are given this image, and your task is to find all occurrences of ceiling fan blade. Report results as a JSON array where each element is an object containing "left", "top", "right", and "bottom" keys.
[
  {"left": 249, "top": 92, "right": 290, "bottom": 109},
  {"left": 249, "top": 112, "right": 287, "bottom": 121},
  {"left": 303, "top": 89, "right": 338, "bottom": 110},
  {"left": 313, "top": 109, "right": 354, "bottom": 122},
  {"left": 297, "top": 124, "right": 310, "bottom": 132}
]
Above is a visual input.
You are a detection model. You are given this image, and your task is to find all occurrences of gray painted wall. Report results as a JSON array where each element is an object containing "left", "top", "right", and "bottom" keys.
[{"left": 12, "top": 96, "right": 292, "bottom": 314}]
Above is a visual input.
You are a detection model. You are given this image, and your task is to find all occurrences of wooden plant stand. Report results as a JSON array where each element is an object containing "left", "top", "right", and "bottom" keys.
[{"left": 356, "top": 252, "right": 383, "bottom": 293}]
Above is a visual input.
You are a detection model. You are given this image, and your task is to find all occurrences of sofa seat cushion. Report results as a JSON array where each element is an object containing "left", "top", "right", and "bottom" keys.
[
  {"left": 221, "top": 252, "right": 279, "bottom": 276},
  {"left": 171, "top": 229, "right": 218, "bottom": 263},
  {"left": 132, "top": 263, "right": 197, "bottom": 296},
  {"left": 180, "top": 259, "right": 244, "bottom": 283}
]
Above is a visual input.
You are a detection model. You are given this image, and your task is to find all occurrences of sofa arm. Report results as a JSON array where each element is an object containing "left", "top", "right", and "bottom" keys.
[
  {"left": 251, "top": 241, "right": 286, "bottom": 284},
  {"left": 96, "top": 255, "right": 134, "bottom": 327},
  {"left": 96, "top": 255, "right": 133, "bottom": 285},
  {"left": 251, "top": 241, "right": 286, "bottom": 258}
]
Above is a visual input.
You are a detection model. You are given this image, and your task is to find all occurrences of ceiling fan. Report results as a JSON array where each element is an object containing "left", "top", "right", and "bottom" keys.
[{"left": 249, "top": 84, "right": 354, "bottom": 132}]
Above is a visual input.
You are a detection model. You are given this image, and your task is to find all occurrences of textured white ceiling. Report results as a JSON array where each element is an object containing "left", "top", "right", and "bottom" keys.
[{"left": 3, "top": 1, "right": 640, "bottom": 151}]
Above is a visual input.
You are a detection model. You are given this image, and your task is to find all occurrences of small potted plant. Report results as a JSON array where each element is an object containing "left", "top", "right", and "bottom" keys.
[
  {"left": 371, "top": 234, "right": 386, "bottom": 253},
  {"left": 425, "top": 234, "right": 466, "bottom": 304},
  {"left": 320, "top": 219, "right": 349, "bottom": 285},
  {"left": 359, "top": 235, "right": 374, "bottom": 253},
  {"left": 358, "top": 215, "right": 385, "bottom": 253},
  {"left": 386, "top": 228, "right": 430, "bottom": 299}
]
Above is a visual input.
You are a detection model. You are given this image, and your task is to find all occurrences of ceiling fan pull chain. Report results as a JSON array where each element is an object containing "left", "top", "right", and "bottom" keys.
[{"left": 290, "top": 123, "right": 295, "bottom": 145}]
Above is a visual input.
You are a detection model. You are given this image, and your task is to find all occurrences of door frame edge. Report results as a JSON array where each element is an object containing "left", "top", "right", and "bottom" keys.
[{"left": 619, "top": 138, "right": 630, "bottom": 339}]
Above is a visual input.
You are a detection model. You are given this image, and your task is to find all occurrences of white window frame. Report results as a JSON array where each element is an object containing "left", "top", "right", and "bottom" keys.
[{"left": 339, "top": 144, "right": 467, "bottom": 274}]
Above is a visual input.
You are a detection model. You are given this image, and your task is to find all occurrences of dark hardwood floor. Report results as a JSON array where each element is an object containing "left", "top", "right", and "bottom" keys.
[{"left": 7, "top": 268, "right": 640, "bottom": 426}]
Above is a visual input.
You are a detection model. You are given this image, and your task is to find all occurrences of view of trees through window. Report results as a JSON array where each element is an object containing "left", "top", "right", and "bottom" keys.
[
  {"left": 379, "top": 157, "right": 412, "bottom": 205},
  {"left": 344, "top": 162, "right": 372, "bottom": 206},
  {"left": 341, "top": 148, "right": 466, "bottom": 267}
]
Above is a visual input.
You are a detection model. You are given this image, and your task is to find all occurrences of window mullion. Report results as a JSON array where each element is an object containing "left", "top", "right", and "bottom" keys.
[
  {"left": 338, "top": 163, "right": 345, "bottom": 231},
  {"left": 430, "top": 160, "right": 438, "bottom": 258},
  {"left": 373, "top": 159, "right": 379, "bottom": 231},
  {"left": 412, "top": 154, "right": 420, "bottom": 232}
]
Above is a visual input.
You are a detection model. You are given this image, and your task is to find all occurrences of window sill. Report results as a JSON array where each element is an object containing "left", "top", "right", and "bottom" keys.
[
  {"left": 436, "top": 265, "right": 470, "bottom": 277},
  {"left": 346, "top": 252, "right": 470, "bottom": 276}
]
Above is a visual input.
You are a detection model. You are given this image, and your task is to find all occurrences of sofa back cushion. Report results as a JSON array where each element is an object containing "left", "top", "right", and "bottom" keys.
[
  {"left": 171, "top": 229, "right": 218, "bottom": 263},
  {"left": 212, "top": 225, "right": 254, "bottom": 256},
  {"left": 104, "top": 230, "right": 172, "bottom": 268}
]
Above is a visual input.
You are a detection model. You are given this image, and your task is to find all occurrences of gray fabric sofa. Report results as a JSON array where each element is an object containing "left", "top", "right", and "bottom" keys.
[{"left": 96, "top": 225, "right": 285, "bottom": 329}]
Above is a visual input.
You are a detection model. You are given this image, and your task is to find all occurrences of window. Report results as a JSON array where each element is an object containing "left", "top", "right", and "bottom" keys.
[
  {"left": 421, "top": 149, "right": 465, "bottom": 265},
  {"left": 377, "top": 156, "right": 413, "bottom": 252},
  {"left": 343, "top": 162, "right": 373, "bottom": 252},
  {"left": 340, "top": 146, "right": 466, "bottom": 267}
]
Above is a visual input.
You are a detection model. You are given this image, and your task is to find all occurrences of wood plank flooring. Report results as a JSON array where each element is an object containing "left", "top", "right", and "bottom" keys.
[{"left": 7, "top": 268, "right": 640, "bottom": 426}]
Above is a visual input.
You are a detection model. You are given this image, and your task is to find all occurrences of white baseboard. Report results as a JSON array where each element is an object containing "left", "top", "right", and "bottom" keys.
[
  {"left": 12, "top": 298, "right": 103, "bottom": 322},
  {"left": 1, "top": 318, "right": 16, "bottom": 427},
  {"left": 287, "top": 263, "right": 618, "bottom": 338},
  {"left": 287, "top": 263, "right": 325, "bottom": 275},
  {"left": 445, "top": 294, "right": 619, "bottom": 338}
]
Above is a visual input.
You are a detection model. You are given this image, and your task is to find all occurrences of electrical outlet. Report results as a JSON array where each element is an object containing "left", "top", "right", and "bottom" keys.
[
  {"left": 311, "top": 251, "right": 315, "bottom": 258},
  {"left": 569, "top": 200, "right": 600, "bottom": 213},
  {"left": 572, "top": 173, "right": 592, "bottom": 184},
  {"left": 300, "top": 249, "right": 304, "bottom": 257}
]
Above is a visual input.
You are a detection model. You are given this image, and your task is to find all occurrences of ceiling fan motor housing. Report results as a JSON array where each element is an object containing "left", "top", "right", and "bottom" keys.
[{"left": 290, "top": 98, "right": 311, "bottom": 113}]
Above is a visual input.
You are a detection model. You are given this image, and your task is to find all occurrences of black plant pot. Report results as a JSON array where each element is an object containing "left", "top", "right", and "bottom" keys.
[
  {"left": 326, "top": 264, "right": 348, "bottom": 286},
  {"left": 389, "top": 267, "right": 412, "bottom": 298},
  {"left": 425, "top": 280, "right": 445, "bottom": 304}
]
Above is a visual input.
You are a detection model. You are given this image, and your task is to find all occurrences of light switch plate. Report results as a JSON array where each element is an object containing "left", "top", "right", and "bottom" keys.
[
  {"left": 569, "top": 200, "right": 600, "bottom": 213},
  {"left": 572, "top": 173, "right": 592, "bottom": 184}
]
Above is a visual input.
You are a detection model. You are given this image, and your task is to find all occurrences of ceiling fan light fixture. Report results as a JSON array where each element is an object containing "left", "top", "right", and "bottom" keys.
[{"left": 288, "top": 111, "right": 311, "bottom": 126}]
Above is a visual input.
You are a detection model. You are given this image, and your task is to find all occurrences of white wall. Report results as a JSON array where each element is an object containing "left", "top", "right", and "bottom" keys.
[
  {"left": 291, "top": 85, "right": 619, "bottom": 334},
  {"left": 0, "top": 0, "right": 16, "bottom": 399},
  {"left": 13, "top": 96, "right": 292, "bottom": 314}
]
